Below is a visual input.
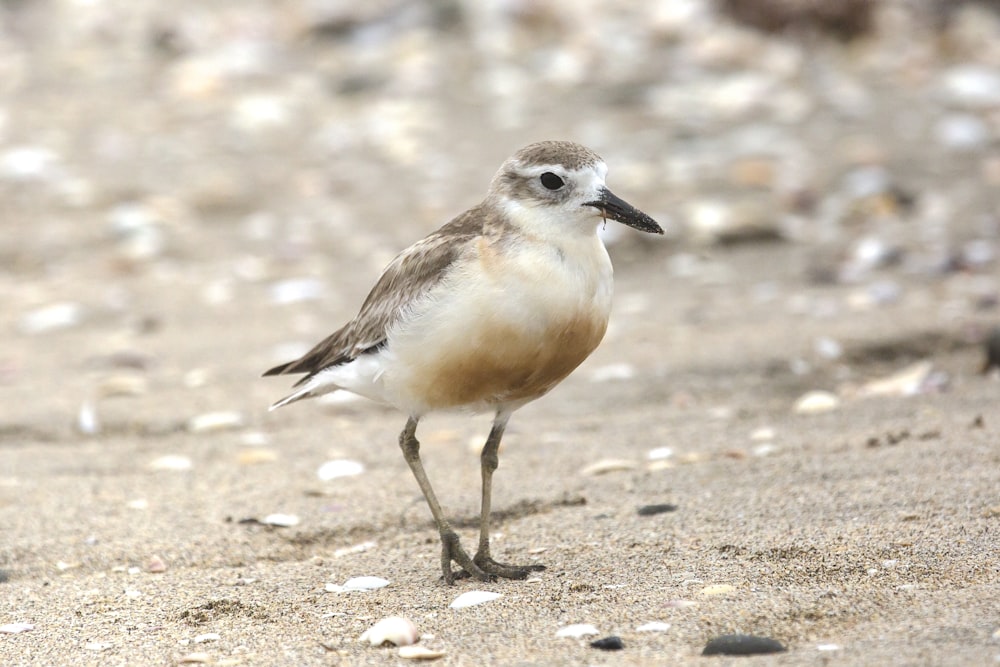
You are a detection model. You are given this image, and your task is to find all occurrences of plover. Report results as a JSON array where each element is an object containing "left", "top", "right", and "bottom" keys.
[{"left": 265, "top": 141, "right": 662, "bottom": 583}]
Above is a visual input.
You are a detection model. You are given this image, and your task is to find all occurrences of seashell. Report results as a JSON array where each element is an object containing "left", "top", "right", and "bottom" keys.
[
  {"left": 194, "top": 633, "right": 220, "bottom": 643},
  {"left": 317, "top": 459, "right": 365, "bottom": 481},
  {"left": 699, "top": 584, "right": 736, "bottom": 596},
  {"left": 334, "top": 541, "right": 376, "bottom": 557},
  {"left": 187, "top": 411, "right": 245, "bottom": 433},
  {"left": 148, "top": 455, "right": 193, "bottom": 472},
  {"left": 792, "top": 390, "right": 840, "bottom": 414},
  {"left": 359, "top": 616, "right": 419, "bottom": 647},
  {"left": 646, "top": 446, "right": 674, "bottom": 460},
  {"left": 326, "top": 576, "right": 389, "bottom": 593},
  {"left": 398, "top": 645, "right": 446, "bottom": 660},
  {"left": 18, "top": 302, "right": 83, "bottom": 334},
  {"left": 637, "top": 621, "right": 671, "bottom": 632},
  {"left": 449, "top": 590, "right": 500, "bottom": 609},
  {"left": 556, "top": 623, "right": 600, "bottom": 638},
  {"left": 145, "top": 555, "right": 167, "bottom": 573},
  {"left": 262, "top": 513, "right": 299, "bottom": 527},
  {"left": 857, "top": 360, "right": 933, "bottom": 398},
  {"left": 0, "top": 623, "right": 34, "bottom": 634},
  {"left": 579, "top": 459, "right": 637, "bottom": 476}
]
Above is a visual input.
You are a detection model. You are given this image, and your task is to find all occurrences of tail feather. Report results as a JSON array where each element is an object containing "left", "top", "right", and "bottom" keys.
[{"left": 267, "top": 372, "right": 341, "bottom": 411}]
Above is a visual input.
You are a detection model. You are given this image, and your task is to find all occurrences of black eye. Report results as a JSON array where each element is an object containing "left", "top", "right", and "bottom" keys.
[{"left": 540, "top": 172, "right": 564, "bottom": 190}]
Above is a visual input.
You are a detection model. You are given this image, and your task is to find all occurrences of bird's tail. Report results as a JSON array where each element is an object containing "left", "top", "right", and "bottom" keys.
[{"left": 268, "top": 375, "right": 340, "bottom": 411}]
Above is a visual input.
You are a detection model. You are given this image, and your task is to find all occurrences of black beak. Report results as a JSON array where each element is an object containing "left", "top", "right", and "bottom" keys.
[{"left": 584, "top": 188, "right": 663, "bottom": 234}]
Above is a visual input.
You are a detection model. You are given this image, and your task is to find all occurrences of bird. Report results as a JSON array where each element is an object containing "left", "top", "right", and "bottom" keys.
[{"left": 264, "top": 140, "right": 663, "bottom": 583}]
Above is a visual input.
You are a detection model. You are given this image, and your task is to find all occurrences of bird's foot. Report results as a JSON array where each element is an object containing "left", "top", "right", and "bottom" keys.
[
  {"left": 439, "top": 531, "right": 490, "bottom": 584},
  {"left": 472, "top": 551, "right": 546, "bottom": 580}
]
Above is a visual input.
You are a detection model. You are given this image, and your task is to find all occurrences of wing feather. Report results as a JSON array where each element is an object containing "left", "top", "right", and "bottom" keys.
[{"left": 262, "top": 207, "right": 486, "bottom": 381}]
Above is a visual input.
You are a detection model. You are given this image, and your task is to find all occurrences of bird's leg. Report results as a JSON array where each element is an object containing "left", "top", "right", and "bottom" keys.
[
  {"left": 473, "top": 413, "right": 546, "bottom": 579},
  {"left": 398, "top": 417, "right": 488, "bottom": 584}
]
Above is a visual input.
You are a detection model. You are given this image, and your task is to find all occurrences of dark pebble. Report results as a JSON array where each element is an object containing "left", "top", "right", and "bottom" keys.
[
  {"left": 590, "top": 636, "right": 624, "bottom": 651},
  {"left": 982, "top": 327, "right": 1000, "bottom": 373},
  {"left": 702, "top": 634, "right": 787, "bottom": 656},
  {"left": 0, "top": 569, "right": 9, "bottom": 583},
  {"left": 638, "top": 504, "right": 678, "bottom": 516}
]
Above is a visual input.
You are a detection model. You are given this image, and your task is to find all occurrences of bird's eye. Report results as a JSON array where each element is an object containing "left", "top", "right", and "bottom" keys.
[{"left": 540, "top": 172, "right": 564, "bottom": 190}]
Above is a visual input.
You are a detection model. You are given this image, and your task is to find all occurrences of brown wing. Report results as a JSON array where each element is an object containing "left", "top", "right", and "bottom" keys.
[{"left": 262, "top": 207, "right": 486, "bottom": 381}]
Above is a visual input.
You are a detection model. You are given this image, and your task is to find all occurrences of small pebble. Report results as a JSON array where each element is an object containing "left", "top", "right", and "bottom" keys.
[
  {"left": 590, "top": 636, "right": 624, "bottom": 650},
  {"left": 637, "top": 504, "right": 678, "bottom": 516},
  {"left": 317, "top": 459, "right": 365, "bottom": 481},
  {"left": 702, "top": 634, "right": 787, "bottom": 656},
  {"left": 555, "top": 623, "right": 600, "bottom": 639},
  {"left": 145, "top": 554, "right": 167, "bottom": 573},
  {"left": 981, "top": 327, "right": 1000, "bottom": 373},
  {"left": 359, "top": 616, "right": 419, "bottom": 647},
  {"left": 398, "top": 645, "right": 446, "bottom": 661},
  {"left": 449, "top": 590, "right": 501, "bottom": 609}
]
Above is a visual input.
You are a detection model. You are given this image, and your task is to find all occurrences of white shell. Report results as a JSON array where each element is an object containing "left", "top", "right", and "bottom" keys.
[
  {"left": 148, "top": 455, "right": 193, "bottom": 471},
  {"left": 187, "top": 411, "right": 245, "bottom": 433},
  {"left": 262, "top": 513, "right": 300, "bottom": 527},
  {"left": 579, "top": 459, "right": 637, "bottom": 476},
  {"left": 637, "top": 621, "right": 671, "bottom": 632},
  {"left": 326, "top": 576, "right": 389, "bottom": 593},
  {"left": 194, "top": 633, "right": 220, "bottom": 643},
  {"left": 555, "top": 623, "right": 600, "bottom": 638},
  {"left": 0, "top": 623, "right": 34, "bottom": 634},
  {"left": 398, "top": 645, "right": 446, "bottom": 660},
  {"left": 317, "top": 459, "right": 365, "bottom": 481},
  {"left": 792, "top": 390, "right": 840, "bottom": 414},
  {"left": 449, "top": 590, "right": 501, "bottom": 609},
  {"left": 359, "top": 616, "right": 419, "bottom": 647}
]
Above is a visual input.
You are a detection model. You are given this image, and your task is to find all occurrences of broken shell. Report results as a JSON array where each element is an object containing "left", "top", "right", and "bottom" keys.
[
  {"left": 262, "top": 513, "right": 300, "bottom": 527},
  {"left": 556, "top": 623, "right": 600, "bottom": 638},
  {"left": 0, "top": 623, "right": 34, "bottom": 634},
  {"left": 637, "top": 621, "right": 671, "bottom": 632},
  {"left": 857, "top": 360, "right": 933, "bottom": 398},
  {"left": 579, "top": 459, "right": 637, "bottom": 476},
  {"left": 317, "top": 459, "right": 365, "bottom": 481},
  {"left": 326, "top": 576, "right": 389, "bottom": 593},
  {"left": 398, "top": 645, "right": 446, "bottom": 660},
  {"left": 449, "top": 590, "right": 501, "bottom": 609},
  {"left": 359, "top": 616, "right": 419, "bottom": 647},
  {"left": 187, "top": 411, "right": 245, "bottom": 433},
  {"left": 792, "top": 390, "right": 840, "bottom": 414},
  {"left": 148, "top": 455, "right": 193, "bottom": 471}
]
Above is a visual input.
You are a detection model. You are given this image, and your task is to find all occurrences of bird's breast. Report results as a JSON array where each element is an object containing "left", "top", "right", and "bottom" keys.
[{"left": 385, "top": 234, "right": 613, "bottom": 413}]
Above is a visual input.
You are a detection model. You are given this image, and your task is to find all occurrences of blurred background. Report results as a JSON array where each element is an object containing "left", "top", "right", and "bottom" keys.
[{"left": 1, "top": 0, "right": 998, "bottom": 430}]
